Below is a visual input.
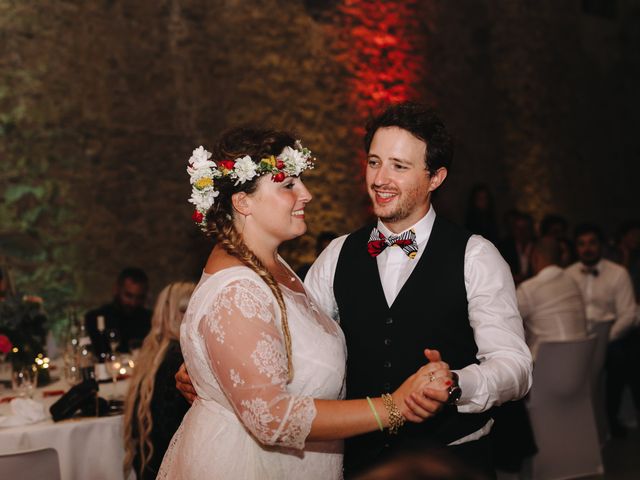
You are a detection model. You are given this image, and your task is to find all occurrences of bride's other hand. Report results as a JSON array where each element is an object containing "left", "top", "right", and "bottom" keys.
[{"left": 175, "top": 363, "right": 197, "bottom": 404}]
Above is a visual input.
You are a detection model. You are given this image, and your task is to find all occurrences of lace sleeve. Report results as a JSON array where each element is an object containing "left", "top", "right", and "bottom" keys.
[{"left": 198, "top": 277, "right": 317, "bottom": 450}]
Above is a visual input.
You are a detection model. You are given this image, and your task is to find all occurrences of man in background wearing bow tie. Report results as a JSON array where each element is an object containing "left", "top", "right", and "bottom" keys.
[
  {"left": 566, "top": 223, "right": 638, "bottom": 437},
  {"left": 305, "top": 102, "right": 532, "bottom": 477}
]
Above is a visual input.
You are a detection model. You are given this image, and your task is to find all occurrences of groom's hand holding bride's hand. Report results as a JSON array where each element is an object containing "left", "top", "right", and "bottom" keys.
[
  {"left": 395, "top": 348, "right": 452, "bottom": 422},
  {"left": 175, "top": 363, "right": 197, "bottom": 404}
]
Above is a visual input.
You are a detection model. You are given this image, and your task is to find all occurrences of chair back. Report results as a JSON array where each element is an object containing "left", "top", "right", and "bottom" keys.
[
  {"left": 527, "top": 335, "right": 603, "bottom": 479},
  {"left": 0, "top": 448, "right": 61, "bottom": 480}
]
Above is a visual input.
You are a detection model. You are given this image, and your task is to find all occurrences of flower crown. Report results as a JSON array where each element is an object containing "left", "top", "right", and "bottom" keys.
[{"left": 187, "top": 140, "right": 314, "bottom": 230}]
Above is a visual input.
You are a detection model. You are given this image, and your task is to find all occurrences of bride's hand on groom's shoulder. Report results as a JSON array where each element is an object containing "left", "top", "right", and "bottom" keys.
[{"left": 175, "top": 363, "right": 197, "bottom": 404}]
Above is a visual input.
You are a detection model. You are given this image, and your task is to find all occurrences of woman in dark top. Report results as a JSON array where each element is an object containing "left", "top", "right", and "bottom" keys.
[{"left": 123, "top": 281, "right": 195, "bottom": 480}]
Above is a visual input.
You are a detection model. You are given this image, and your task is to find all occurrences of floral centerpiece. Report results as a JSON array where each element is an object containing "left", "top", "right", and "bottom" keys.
[{"left": 0, "top": 293, "right": 50, "bottom": 383}]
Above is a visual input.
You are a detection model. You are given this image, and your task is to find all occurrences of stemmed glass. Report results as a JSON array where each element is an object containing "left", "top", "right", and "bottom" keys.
[
  {"left": 106, "top": 328, "right": 120, "bottom": 354},
  {"left": 12, "top": 365, "right": 38, "bottom": 399}
]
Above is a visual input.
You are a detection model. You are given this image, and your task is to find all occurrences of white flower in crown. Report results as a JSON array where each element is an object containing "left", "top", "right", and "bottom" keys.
[
  {"left": 233, "top": 155, "right": 258, "bottom": 185},
  {"left": 188, "top": 146, "right": 215, "bottom": 171},
  {"left": 279, "top": 142, "right": 314, "bottom": 177}
]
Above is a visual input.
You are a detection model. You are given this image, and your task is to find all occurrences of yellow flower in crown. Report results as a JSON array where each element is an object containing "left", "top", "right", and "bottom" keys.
[
  {"left": 194, "top": 176, "right": 214, "bottom": 190},
  {"left": 260, "top": 155, "right": 277, "bottom": 168}
]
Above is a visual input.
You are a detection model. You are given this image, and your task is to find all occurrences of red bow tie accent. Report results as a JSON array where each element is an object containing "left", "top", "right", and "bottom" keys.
[{"left": 367, "top": 227, "right": 418, "bottom": 259}]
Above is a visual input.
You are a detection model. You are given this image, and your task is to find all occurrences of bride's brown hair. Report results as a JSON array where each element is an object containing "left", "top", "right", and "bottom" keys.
[{"left": 204, "top": 127, "right": 296, "bottom": 381}]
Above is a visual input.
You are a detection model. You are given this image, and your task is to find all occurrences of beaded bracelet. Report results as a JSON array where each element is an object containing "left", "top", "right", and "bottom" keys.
[
  {"left": 366, "top": 396, "right": 384, "bottom": 432},
  {"left": 381, "top": 393, "right": 406, "bottom": 434}
]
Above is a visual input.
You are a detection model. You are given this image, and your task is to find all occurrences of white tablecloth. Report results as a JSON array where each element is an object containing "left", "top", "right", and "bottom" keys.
[{"left": 0, "top": 378, "right": 133, "bottom": 480}]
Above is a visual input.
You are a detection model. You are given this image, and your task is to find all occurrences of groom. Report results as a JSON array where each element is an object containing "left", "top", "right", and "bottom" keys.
[{"left": 177, "top": 102, "right": 532, "bottom": 477}]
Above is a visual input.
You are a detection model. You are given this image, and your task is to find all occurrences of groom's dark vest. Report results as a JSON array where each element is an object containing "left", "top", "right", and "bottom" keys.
[{"left": 334, "top": 216, "right": 490, "bottom": 474}]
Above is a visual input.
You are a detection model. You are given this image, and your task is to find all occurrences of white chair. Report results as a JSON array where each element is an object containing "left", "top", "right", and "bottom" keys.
[
  {"left": 589, "top": 320, "right": 613, "bottom": 446},
  {"left": 0, "top": 448, "right": 61, "bottom": 480},
  {"left": 527, "top": 336, "right": 603, "bottom": 480}
]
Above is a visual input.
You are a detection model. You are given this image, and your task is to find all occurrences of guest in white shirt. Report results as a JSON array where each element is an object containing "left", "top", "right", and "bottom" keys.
[
  {"left": 566, "top": 223, "right": 637, "bottom": 436},
  {"left": 517, "top": 236, "right": 587, "bottom": 360},
  {"left": 305, "top": 102, "right": 532, "bottom": 477}
]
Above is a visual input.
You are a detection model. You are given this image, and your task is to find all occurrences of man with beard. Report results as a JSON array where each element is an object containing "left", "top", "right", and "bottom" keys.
[
  {"left": 566, "top": 224, "right": 637, "bottom": 436},
  {"left": 85, "top": 267, "right": 152, "bottom": 355},
  {"left": 304, "top": 103, "right": 531, "bottom": 477}
]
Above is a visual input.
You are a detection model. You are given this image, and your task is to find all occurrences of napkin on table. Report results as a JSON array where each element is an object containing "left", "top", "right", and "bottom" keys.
[{"left": 0, "top": 398, "right": 49, "bottom": 427}]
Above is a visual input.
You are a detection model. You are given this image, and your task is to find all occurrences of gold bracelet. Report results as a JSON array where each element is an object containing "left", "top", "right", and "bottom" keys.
[{"left": 381, "top": 393, "right": 406, "bottom": 435}]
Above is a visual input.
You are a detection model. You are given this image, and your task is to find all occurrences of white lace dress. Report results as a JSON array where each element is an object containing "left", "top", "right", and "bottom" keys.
[{"left": 157, "top": 266, "right": 347, "bottom": 479}]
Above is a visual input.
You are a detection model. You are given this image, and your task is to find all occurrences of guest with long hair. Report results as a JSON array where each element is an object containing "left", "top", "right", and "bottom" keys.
[{"left": 123, "top": 281, "right": 196, "bottom": 479}]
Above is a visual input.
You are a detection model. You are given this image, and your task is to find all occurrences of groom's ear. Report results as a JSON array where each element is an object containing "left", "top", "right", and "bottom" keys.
[{"left": 428, "top": 167, "right": 447, "bottom": 192}]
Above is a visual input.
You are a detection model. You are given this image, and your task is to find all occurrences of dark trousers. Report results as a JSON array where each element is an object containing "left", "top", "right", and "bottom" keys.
[
  {"left": 606, "top": 329, "right": 640, "bottom": 427},
  {"left": 449, "top": 435, "right": 496, "bottom": 480}
]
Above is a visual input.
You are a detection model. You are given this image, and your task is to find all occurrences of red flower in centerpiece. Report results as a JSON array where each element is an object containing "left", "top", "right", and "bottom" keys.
[
  {"left": 0, "top": 334, "right": 12, "bottom": 354},
  {"left": 192, "top": 210, "right": 204, "bottom": 223},
  {"left": 276, "top": 159, "right": 285, "bottom": 170},
  {"left": 272, "top": 172, "right": 286, "bottom": 182}
]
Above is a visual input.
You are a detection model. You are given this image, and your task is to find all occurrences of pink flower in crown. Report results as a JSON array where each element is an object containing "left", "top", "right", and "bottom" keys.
[{"left": 0, "top": 334, "right": 13, "bottom": 354}]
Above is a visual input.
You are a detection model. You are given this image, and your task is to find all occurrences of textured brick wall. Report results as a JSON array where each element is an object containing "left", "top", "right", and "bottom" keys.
[{"left": 1, "top": 0, "right": 638, "bottom": 329}]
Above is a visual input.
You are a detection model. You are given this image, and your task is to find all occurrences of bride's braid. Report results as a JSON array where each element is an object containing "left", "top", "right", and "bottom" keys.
[{"left": 203, "top": 127, "right": 297, "bottom": 382}]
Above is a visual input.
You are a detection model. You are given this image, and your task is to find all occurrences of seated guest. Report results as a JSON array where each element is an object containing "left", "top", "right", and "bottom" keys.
[
  {"left": 566, "top": 223, "right": 637, "bottom": 436},
  {"left": 123, "top": 281, "right": 196, "bottom": 480},
  {"left": 85, "top": 267, "right": 152, "bottom": 354},
  {"left": 516, "top": 237, "right": 588, "bottom": 360}
]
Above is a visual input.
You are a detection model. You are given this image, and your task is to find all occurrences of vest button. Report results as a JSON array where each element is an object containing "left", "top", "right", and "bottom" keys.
[
  {"left": 385, "top": 317, "right": 393, "bottom": 325},
  {"left": 383, "top": 361, "right": 391, "bottom": 368},
  {"left": 384, "top": 443, "right": 390, "bottom": 448},
  {"left": 383, "top": 382, "right": 391, "bottom": 392},
  {"left": 384, "top": 338, "right": 391, "bottom": 346}
]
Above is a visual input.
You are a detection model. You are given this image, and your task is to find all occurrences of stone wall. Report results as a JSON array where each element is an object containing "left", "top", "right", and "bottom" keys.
[{"left": 1, "top": 0, "right": 638, "bottom": 328}]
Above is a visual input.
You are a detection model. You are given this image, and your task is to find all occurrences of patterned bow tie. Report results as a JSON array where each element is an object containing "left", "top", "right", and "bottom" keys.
[
  {"left": 581, "top": 266, "right": 599, "bottom": 277},
  {"left": 367, "top": 227, "right": 418, "bottom": 259}
]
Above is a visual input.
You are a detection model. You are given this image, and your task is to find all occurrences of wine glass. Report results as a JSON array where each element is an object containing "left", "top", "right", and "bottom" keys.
[
  {"left": 12, "top": 365, "right": 38, "bottom": 399},
  {"left": 106, "top": 328, "right": 120, "bottom": 354}
]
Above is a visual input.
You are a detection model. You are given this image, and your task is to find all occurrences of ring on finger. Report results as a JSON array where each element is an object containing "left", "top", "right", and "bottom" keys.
[{"left": 429, "top": 373, "right": 436, "bottom": 383}]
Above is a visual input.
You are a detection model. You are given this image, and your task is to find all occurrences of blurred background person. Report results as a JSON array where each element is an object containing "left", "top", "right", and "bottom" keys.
[
  {"left": 498, "top": 210, "right": 536, "bottom": 285},
  {"left": 123, "top": 281, "right": 196, "bottom": 480},
  {"left": 464, "top": 183, "right": 499, "bottom": 245},
  {"left": 516, "top": 236, "right": 587, "bottom": 360},
  {"left": 539, "top": 213, "right": 574, "bottom": 267},
  {"left": 85, "top": 267, "right": 152, "bottom": 355}
]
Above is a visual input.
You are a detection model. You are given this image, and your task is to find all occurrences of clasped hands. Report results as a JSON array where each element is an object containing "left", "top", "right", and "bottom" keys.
[
  {"left": 392, "top": 348, "right": 453, "bottom": 424},
  {"left": 174, "top": 347, "right": 454, "bottom": 424}
]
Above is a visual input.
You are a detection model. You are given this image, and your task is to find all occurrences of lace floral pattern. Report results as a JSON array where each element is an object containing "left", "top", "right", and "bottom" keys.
[
  {"left": 198, "top": 276, "right": 318, "bottom": 450},
  {"left": 230, "top": 369, "right": 245, "bottom": 388},
  {"left": 252, "top": 332, "right": 288, "bottom": 384}
]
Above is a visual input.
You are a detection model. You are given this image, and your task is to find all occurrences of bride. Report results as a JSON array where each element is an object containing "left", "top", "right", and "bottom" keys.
[{"left": 157, "top": 127, "right": 451, "bottom": 479}]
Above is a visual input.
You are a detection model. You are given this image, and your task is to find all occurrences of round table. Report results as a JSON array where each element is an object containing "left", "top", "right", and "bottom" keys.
[{"left": 0, "top": 377, "right": 133, "bottom": 480}]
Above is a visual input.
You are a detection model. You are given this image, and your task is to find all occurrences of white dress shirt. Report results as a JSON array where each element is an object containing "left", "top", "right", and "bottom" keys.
[
  {"left": 566, "top": 258, "right": 637, "bottom": 341},
  {"left": 305, "top": 207, "right": 533, "bottom": 444},
  {"left": 516, "top": 265, "right": 588, "bottom": 360}
]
